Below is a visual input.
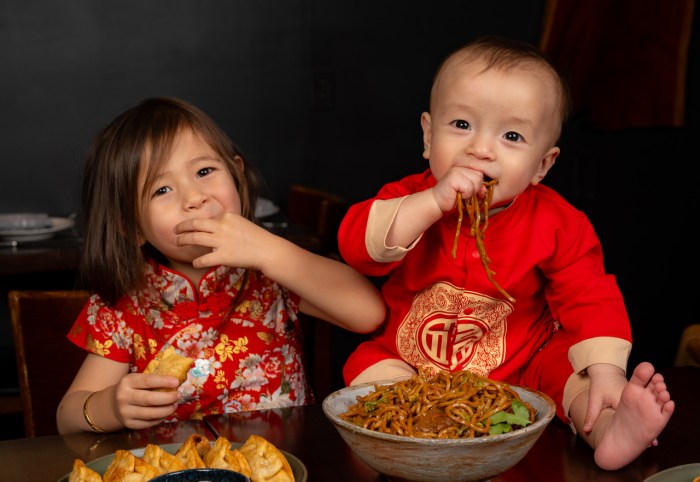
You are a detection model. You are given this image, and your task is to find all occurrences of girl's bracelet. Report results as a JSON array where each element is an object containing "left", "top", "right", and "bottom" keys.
[{"left": 83, "top": 392, "right": 108, "bottom": 433}]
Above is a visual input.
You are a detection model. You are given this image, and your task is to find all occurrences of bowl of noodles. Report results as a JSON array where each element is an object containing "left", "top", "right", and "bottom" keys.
[{"left": 322, "top": 369, "right": 556, "bottom": 482}]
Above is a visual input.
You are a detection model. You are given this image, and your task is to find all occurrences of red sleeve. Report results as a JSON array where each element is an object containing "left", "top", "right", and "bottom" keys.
[
  {"left": 539, "top": 201, "right": 632, "bottom": 343},
  {"left": 338, "top": 170, "right": 434, "bottom": 276},
  {"left": 67, "top": 295, "right": 133, "bottom": 363}
]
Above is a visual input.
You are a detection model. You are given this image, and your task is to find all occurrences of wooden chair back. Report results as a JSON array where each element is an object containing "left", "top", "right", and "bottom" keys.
[
  {"left": 675, "top": 324, "right": 700, "bottom": 367},
  {"left": 286, "top": 184, "right": 347, "bottom": 258},
  {"left": 8, "top": 290, "right": 89, "bottom": 437},
  {"left": 285, "top": 185, "right": 351, "bottom": 400}
]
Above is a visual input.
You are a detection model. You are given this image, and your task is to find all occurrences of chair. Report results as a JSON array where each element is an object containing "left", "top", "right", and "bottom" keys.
[
  {"left": 298, "top": 313, "right": 334, "bottom": 401},
  {"left": 299, "top": 312, "right": 372, "bottom": 402},
  {"left": 286, "top": 184, "right": 348, "bottom": 259},
  {"left": 8, "top": 289, "right": 89, "bottom": 437},
  {"left": 7, "top": 288, "right": 340, "bottom": 431},
  {"left": 675, "top": 324, "right": 700, "bottom": 367},
  {"left": 285, "top": 185, "right": 351, "bottom": 400}
]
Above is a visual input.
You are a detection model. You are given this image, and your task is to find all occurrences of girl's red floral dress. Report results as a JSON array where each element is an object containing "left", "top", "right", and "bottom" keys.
[{"left": 68, "top": 259, "right": 311, "bottom": 421}]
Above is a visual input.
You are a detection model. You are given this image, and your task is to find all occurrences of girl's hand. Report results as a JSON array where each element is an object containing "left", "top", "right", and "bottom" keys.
[
  {"left": 431, "top": 167, "right": 485, "bottom": 213},
  {"left": 175, "top": 213, "right": 275, "bottom": 271},
  {"left": 112, "top": 372, "right": 181, "bottom": 430}
]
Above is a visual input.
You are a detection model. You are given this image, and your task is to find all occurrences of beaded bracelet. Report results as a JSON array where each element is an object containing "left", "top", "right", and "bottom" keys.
[{"left": 83, "top": 392, "right": 108, "bottom": 433}]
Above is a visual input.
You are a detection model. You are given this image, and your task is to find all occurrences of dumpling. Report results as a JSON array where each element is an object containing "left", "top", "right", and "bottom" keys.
[
  {"left": 143, "top": 346, "right": 194, "bottom": 392},
  {"left": 103, "top": 449, "right": 159, "bottom": 482},
  {"left": 239, "top": 434, "right": 294, "bottom": 482},
  {"left": 174, "top": 434, "right": 208, "bottom": 469},
  {"left": 68, "top": 459, "right": 102, "bottom": 482},
  {"left": 141, "top": 444, "right": 187, "bottom": 474},
  {"left": 203, "top": 436, "right": 252, "bottom": 477}
]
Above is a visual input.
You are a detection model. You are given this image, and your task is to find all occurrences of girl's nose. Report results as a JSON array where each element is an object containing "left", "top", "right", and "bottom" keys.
[{"left": 184, "top": 189, "right": 208, "bottom": 210}]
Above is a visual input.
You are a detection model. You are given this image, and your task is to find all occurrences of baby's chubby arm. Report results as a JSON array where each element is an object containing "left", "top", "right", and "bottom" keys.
[
  {"left": 175, "top": 214, "right": 386, "bottom": 333},
  {"left": 387, "top": 167, "right": 485, "bottom": 248}
]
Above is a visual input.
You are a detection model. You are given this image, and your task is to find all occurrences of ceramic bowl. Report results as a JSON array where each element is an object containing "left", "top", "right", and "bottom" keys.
[
  {"left": 322, "top": 378, "right": 556, "bottom": 482},
  {"left": 150, "top": 468, "right": 250, "bottom": 482}
]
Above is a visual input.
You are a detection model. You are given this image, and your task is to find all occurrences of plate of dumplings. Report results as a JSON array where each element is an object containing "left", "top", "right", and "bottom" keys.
[{"left": 60, "top": 433, "right": 306, "bottom": 482}]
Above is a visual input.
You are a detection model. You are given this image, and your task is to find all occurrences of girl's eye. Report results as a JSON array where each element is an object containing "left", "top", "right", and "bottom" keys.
[
  {"left": 197, "top": 167, "right": 215, "bottom": 177},
  {"left": 504, "top": 131, "right": 523, "bottom": 142},
  {"left": 153, "top": 186, "right": 171, "bottom": 197},
  {"left": 454, "top": 119, "right": 471, "bottom": 130}
]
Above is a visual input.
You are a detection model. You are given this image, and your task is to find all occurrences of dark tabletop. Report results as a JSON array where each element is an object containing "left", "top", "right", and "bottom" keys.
[
  {"left": 204, "top": 367, "right": 700, "bottom": 482},
  {"left": 1, "top": 366, "right": 697, "bottom": 482}
]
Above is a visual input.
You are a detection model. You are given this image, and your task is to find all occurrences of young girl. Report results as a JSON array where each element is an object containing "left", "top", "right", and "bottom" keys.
[{"left": 56, "top": 97, "right": 386, "bottom": 434}]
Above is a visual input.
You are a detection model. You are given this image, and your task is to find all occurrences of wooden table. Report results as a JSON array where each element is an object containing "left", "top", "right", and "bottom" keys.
[
  {"left": 0, "top": 366, "right": 696, "bottom": 482},
  {"left": 0, "top": 420, "right": 214, "bottom": 481},
  {"left": 0, "top": 228, "right": 83, "bottom": 277},
  {"left": 205, "top": 367, "right": 700, "bottom": 482}
]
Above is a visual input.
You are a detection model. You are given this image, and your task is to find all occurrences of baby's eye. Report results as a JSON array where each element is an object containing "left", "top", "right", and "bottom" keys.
[
  {"left": 504, "top": 131, "right": 523, "bottom": 142},
  {"left": 453, "top": 119, "right": 471, "bottom": 130},
  {"left": 197, "top": 167, "right": 215, "bottom": 177},
  {"left": 153, "top": 186, "right": 171, "bottom": 197}
]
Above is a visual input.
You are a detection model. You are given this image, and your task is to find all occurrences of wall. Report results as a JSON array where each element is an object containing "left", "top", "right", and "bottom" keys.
[
  {"left": 306, "top": 1, "right": 700, "bottom": 371},
  {"left": 0, "top": 0, "right": 314, "bottom": 402},
  {"left": 307, "top": 2, "right": 547, "bottom": 204},
  {"left": 0, "top": 0, "right": 311, "bottom": 215},
  {"left": 1, "top": 1, "right": 698, "bottom": 383},
  {"left": 0, "top": 1, "right": 549, "bottom": 213}
]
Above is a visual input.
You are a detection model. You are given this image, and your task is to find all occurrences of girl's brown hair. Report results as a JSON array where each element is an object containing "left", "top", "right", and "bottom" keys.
[{"left": 80, "top": 97, "right": 259, "bottom": 305}]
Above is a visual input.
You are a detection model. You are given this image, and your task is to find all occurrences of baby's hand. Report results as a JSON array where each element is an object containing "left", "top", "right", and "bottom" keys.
[
  {"left": 432, "top": 167, "right": 485, "bottom": 212},
  {"left": 582, "top": 363, "right": 627, "bottom": 433}
]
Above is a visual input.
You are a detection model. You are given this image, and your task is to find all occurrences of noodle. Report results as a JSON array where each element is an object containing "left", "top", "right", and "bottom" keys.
[
  {"left": 451, "top": 181, "right": 515, "bottom": 303},
  {"left": 339, "top": 369, "right": 535, "bottom": 439}
]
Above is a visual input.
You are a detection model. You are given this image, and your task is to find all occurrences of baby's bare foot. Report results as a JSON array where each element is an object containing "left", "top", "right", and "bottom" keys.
[{"left": 594, "top": 362, "right": 675, "bottom": 470}]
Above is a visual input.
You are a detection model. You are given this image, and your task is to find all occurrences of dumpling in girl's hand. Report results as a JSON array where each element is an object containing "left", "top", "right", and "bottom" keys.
[{"left": 143, "top": 346, "right": 194, "bottom": 392}]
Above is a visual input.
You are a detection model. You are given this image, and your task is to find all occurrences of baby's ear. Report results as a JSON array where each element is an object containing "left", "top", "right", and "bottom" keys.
[
  {"left": 531, "top": 146, "right": 559, "bottom": 185},
  {"left": 420, "top": 112, "right": 432, "bottom": 160}
]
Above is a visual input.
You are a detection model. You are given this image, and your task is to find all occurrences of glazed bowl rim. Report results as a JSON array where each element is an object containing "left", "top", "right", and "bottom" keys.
[{"left": 322, "top": 377, "right": 557, "bottom": 447}]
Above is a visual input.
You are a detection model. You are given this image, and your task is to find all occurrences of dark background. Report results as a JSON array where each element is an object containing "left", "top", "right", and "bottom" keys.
[{"left": 1, "top": 1, "right": 698, "bottom": 396}]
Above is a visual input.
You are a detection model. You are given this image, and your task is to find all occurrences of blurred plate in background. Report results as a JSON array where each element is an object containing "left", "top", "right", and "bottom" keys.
[
  {"left": 0, "top": 213, "right": 51, "bottom": 230},
  {"left": 255, "top": 198, "right": 280, "bottom": 219},
  {"left": 0, "top": 217, "right": 74, "bottom": 242},
  {"left": 643, "top": 463, "right": 700, "bottom": 482}
]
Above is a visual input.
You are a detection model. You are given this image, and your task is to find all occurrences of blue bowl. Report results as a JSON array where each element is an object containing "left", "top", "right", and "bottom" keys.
[{"left": 151, "top": 468, "right": 251, "bottom": 482}]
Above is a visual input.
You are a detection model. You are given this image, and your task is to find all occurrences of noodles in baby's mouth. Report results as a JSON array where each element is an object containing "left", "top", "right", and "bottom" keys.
[{"left": 451, "top": 180, "right": 515, "bottom": 303}]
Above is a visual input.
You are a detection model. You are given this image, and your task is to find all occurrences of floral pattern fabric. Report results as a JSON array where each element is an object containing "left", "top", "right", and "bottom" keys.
[{"left": 68, "top": 259, "right": 311, "bottom": 421}]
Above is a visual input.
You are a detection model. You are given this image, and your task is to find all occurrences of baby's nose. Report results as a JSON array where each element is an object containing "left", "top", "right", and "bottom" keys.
[{"left": 465, "top": 132, "right": 495, "bottom": 160}]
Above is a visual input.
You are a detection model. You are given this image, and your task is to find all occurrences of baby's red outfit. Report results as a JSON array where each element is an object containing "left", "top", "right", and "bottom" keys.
[{"left": 339, "top": 169, "right": 631, "bottom": 422}]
